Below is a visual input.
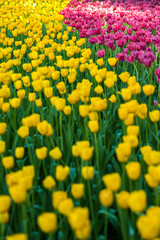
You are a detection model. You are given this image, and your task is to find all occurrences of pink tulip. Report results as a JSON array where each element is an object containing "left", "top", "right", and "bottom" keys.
[
  {"left": 96, "top": 49, "right": 106, "bottom": 58},
  {"left": 154, "top": 100, "right": 158, "bottom": 106},
  {"left": 60, "top": 0, "right": 160, "bottom": 66}
]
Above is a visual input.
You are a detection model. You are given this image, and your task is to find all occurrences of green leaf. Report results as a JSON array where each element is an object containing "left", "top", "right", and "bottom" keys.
[
  {"left": 129, "top": 222, "right": 135, "bottom": 236},
  {"left": 99, "top": 207, "right": 119, "bottom": 228},
  {"left": 31, "top": 232, "right": 40, "bottom": 240},
  {"left": 97, "top": 236, "right": 105, "bottom": 240},
  {"left": 104, "top": 147, "right": 116, "bottom": 167},
  {"left": 112, "top": 157, "right": 121, "bottom": 173},
  {"left": 69, "top": 167, "right": 77, "bottom": 181},
  {"left": 151, "top": 131, "right": 160, "bottom": 144}
]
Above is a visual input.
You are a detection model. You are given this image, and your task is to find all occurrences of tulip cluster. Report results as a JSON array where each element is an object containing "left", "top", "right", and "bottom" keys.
[
  {"left": 0, "top": 0, "right": 160, "bottom": 240},
  {"left": 62, "top": 0, "right": 160, "bottom": 66}
]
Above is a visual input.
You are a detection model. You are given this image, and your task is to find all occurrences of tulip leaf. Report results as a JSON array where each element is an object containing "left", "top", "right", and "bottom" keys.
[
  {"left": 31, "top": 232, "right": 40, "bottom": 240},
  {"left": 69, "top": 167, "right": 77, "bottom": 181},
  {"left": 129, "top": 222, "right": 135, "bottom": 236},
  {"left": 97, "top": 235, "right": 105, "bottom": 240},
  {"left": 111, "top": 156, "right": 121, "bottom": 173},
  {"left": 99, "top": 207, "right": 119, "bottom": 228},
  {"left": 151, "top": 131, "right": 160, "bottom": 144},
  {"left": 104, "top": 147, "right": 116, "bottom": 167}
]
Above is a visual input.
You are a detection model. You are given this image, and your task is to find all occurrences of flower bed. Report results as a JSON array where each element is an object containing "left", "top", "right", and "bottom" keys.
[
  {"left": 62, "top": 0, "right": 160, "bottom": 67},
  {"left": 0, "top": 0, "right": 159, "bottom": 240}
]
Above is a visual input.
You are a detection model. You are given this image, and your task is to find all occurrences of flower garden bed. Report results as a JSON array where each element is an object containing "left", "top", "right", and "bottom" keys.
[{"left": 0, "top": 0, "right": 160, "bottom": 239}]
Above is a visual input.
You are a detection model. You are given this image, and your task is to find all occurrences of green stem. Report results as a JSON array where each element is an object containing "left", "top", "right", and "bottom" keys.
[
  {"left": 55, "top": 110, "right": 59, "bottom": 143},
  {"left": 14, "top": 108, "right": 16, "bottom": 131},
  {"left": 26, "top": 192, "right": 35, "bottom": 229},
  {"left": 158, "top": 83, "right": 160, "bottom": 100},
  {"left": 145, "top": 120, "right": 149, "bottom": 144},
  {"left": 104, "top": 208, "right": 108, "bottom": 240},
  {"left": 130, "top": 212, "right": 136, "bottom": 240},
  {"left": 40, "top": 107, "right": 44, "bottom": 121},
  {"left": 132, "top": 149, "right": 136, "bottom": 162},
  {"left": 50, "top": 137, "right": 55, "bottom": 148},
  {"left": 48, "top": 232, "right": 55, "bottom": 240},
  {"left": 32, "top": 102, "right": 34, "bottom": 114},
  {"left": 0, "top": 223, "right": 5, "bottom": 240},
  {"left": 149, "top": 67, "right": 152, "bottom": 84},
  {"left": 115, "top": 196, "right": 127, "bottom": 240},
  {"left": 71, "top": 105, "right": 75, "bottom": 144},
  {"left": 26, "top": 138, "right": 34, "bottom": 165},
  {"left": 122, "top": 163, "right": 126, "bottom": 190},
  {"left": 99, "top": 112, "right": 103, "bottom": 139},
  {"left": 155, "top": 122, "right": 159, "bottom": 150},
  {"left": 59, "top": 213, "right": 64, "bottom": 238},
  {"left": 21, "top": 203, "right": 28, "bottom": 234},
  {"left": 149, "top": 96, "right": 152, "bottom": 111},
  {"left": 84, "top": 117, "right": 89, "bottom": 140},
  {"left": 114, "top": 83, "right": 121, "bottom": 104},
  {"left": 136, "top": 117, "right": 142, "bottom": 148},
  {"left": 38, "top": 92, "right": 44, "bottom": 120},
  {"left": 60, "top": 111, "right": 63, "bottom": 151},
  {"left": 42, "top": 160, "right": 48, "bottom": 176},
  {"left": 133, "top": 62, "right": 139, "bottom": 82},
  {"left": 155, "top": 186, "right": 159, "bottom": 206},
  {"left": 94, "top": 133, "right": 100, "bottom": 175},
  {"left": 87, "top": 178, "right": 97, "bottom": 239}
]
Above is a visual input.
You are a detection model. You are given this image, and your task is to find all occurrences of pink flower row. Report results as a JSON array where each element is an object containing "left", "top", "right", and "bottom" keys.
[{"left": 61, "top": 0, "right": 160, "bottom": 67}]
